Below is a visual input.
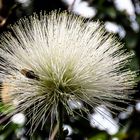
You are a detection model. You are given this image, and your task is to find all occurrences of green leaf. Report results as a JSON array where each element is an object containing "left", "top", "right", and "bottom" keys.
[{"left": 88, "top": 132, "right": 109, "bottom": 140}]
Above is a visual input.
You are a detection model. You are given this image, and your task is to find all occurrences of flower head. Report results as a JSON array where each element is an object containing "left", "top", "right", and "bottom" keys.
[{"left": 0, "top": 11, "right": 136, "bottom": 133}]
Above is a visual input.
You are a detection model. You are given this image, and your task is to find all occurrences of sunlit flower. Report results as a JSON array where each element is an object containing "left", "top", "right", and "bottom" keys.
[{"left": 0, "top": 11, "right": 136, "bottom": 133}]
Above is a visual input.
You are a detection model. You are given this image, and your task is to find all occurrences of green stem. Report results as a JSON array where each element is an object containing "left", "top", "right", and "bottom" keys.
[{"left": 57, "top": 101, "right": 64, "bottom": 140}]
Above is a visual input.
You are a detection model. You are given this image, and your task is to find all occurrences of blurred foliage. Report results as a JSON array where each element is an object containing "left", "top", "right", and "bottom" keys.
[{"left": 0, "top": 0, "right": 140, "bottom": 140}]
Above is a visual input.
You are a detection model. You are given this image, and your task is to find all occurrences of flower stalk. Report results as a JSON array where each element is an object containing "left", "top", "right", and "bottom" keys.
[{"left": 57, "top": 101, "right": 64, "bottom": 140}]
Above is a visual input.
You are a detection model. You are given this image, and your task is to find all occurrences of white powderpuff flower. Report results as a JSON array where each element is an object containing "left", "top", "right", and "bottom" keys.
[{"left": 0, "top": 11, "right": 136, "bottom": 133}]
